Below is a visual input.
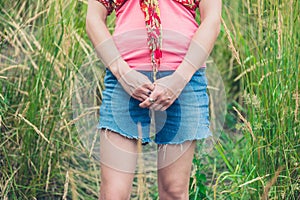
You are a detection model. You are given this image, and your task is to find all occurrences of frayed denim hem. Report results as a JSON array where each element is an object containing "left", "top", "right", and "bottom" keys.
[{"left": 97, "top": 125, "right": 152, "bottom": 144}]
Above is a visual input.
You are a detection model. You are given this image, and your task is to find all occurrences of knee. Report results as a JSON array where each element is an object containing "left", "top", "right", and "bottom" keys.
[
  {"left": 99, "top": 187, "right": 131, "bottom": 200},
  {"left": 159, "top": 182, "right": 189, "bottom": 199},
  {"left": 99, "top": 180, "right": 131, "bottom": 200}
]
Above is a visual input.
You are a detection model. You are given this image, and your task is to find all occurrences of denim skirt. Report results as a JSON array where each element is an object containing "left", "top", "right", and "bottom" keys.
[{"left": 97, "top": 69, "right": 211, "bottom": 144}]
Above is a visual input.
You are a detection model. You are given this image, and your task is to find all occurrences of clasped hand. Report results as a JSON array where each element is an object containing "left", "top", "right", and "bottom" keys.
[
  {"left": 118, "top": 68, "right": 155, "bottom": 102},
  {"left": 139, "top": 71, "right": 188, "bottom": 111},
  {"left": 117, "top": 65, "right": 188, "bottom": 111}
]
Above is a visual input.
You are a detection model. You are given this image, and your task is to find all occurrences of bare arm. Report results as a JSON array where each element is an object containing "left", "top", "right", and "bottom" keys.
[
  {"left": 86, "top": 0, "right": 130, "bottom": 78},
  {"left": 86, "top": 0, "right": 110, "bottom": 47},
  {"left": 198, "top": 0, "right": 222, "bottom": 53},
  {"left": 176, "top": 0, "right": 222, "bottom": 80},
  {"left": 85, "top": 0, "right": 154, "bottom": 101}
]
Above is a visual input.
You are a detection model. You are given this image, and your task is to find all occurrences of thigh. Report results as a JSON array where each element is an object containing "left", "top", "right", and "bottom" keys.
[
  {"left": 157, "top": 141, "right": 196, "bottom": 191},
  {"left": 100, "top": 129, "right": 138, "bottom": 173},
  {"left": 100, "top": 129, "right": 138, "bottom": 196}
]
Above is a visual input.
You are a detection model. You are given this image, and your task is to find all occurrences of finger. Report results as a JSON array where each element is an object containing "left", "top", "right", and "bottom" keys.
[
  {"left": 149, "top": 102, "right": 160, "bottom": 111},
  {"left": 139, "top": 94, "right": 149, "bottom": 101},
  {"left": 132, "top": 89, "right": 149, "bottom": 99},
  {"left": 132, "top": 95, "right": 144, "bottom": 102},
  {"left": 144, "top": 83, "right": 155, "bottom": 91},
  {"left": 139, "top": 84, "right": 165, "bottom": 108},
  {"left": 160, "top": 106, "right": 168, "bottom": 111},
  {"left": 155, "top": 95, "right": 174, "bottom": 111},
  {"left": 135, "top": 87, "right": 153, "bottom": 97},
  {"left": 136, "top": 83, "right": 154, "bottom": 92},
  {"left": 161, "top": 96, "right": 173, "bottom": 106},
  {"left": 150, "top": 97, "right": 172, "bottom": 111},
  {"left": 161, "top": 101, "right": 172, "bottom": 110},
  {"left": 158, "top": 104, "right": 169, "bottom": 111},
  {"left": 140, "top": 87, "right": 153, "bottom": 97},
  {"left": 139, "top": 93, "right": 160, "bottom": 108},
  {"left": 139, "top": 97, "right": 153, "bottom": 108},
  {"left": 131, "top": 86, "right": 153, "bottom": 102},
  {"left": 139, "top": 100, "right": 147, "bottom": 108},
  {"left": 151, "top": 93, "right": 171, "bottom": 109},
  {"left": 149, "top": 95, "right": 166, "bottom": 110}
]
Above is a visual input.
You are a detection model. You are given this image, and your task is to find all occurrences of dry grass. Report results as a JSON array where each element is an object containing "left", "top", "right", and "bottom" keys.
[{"left": 0, "top": 0, "right": 299, "bottom": 199}]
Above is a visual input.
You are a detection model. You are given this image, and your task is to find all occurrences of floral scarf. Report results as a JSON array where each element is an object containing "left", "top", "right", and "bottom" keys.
[{"left": 140, "top": 0, "right": 162, "bottom": 80}]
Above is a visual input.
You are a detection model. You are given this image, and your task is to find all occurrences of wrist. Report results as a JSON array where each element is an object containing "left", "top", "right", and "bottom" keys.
[
  {"left": 95, "top": 37, "right": 122, "bottom": 69},
  {"left": 109, "top": 58, "right": 131, "bottom": 79},
  {"left": 179, "top": 39, "right": 209, "bottom": 77},
  {"left": 175, "top": 59, "right": 197, "bottom": 82}
]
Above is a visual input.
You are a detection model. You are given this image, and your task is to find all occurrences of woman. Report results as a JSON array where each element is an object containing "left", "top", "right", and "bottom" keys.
[{"left": 86, "top": 0, "right": 221, "bottom": 199}]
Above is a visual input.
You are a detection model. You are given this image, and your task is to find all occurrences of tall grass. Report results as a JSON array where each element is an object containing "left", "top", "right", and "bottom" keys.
[
  {"left": 209, "top": 0, "right": 299, "bottom": 199},
  {"left": 0, "top": 0, "right": 299, "bottom": 199},
  {"left": 0, "top": 0, "right": 101, "bottom": 199}
]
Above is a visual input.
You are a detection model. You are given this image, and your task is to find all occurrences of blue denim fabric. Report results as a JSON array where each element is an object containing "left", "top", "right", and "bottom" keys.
[{"left": 97, "top": 69, "right": 211, "bottom": 144}]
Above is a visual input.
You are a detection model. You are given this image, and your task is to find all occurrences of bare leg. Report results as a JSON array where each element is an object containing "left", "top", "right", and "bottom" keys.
[
  {"left": 157, "top": 141, "right": 196, "bottom": 200},
  {"left": 99, "top": 130, "right": 138, "bottom": 200}
]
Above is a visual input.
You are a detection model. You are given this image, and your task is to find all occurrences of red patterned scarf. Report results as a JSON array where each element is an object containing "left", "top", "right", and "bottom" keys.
[{"left": 140, "top": 0, "right": 162, "bottom": 79}]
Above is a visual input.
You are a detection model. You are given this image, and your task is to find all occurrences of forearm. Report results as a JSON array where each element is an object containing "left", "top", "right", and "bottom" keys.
[{"left": 192, "top": 15, "right": 221, "bottom": 54}]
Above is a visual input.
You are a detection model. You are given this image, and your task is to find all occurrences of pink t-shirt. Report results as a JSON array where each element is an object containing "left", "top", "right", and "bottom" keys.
[{"left": 112, "top": 0, "right": 204, "bottom": 71}]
